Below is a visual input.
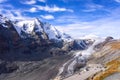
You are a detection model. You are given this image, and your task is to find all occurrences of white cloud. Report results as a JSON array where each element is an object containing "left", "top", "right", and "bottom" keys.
[
  {"left": 0, "top": 4, "right": 14, "bottom": 9},
  {"left": 4, "top": 10, "right": 31, "bottom": 20},
  {"left": 82, "top": 8, "right": 96, "bottom": 12},
  {"left": 61, "top": 0, "right": 80, "bottom": 3},
  {"left": 83, "top": 3, "right": 103, "bottom": 12},
  {"left": 21, "top": 0, "right": 36, "bottom": 5},
  {"left": 29, "top": 7, "right": 37, "bottom": 12},
  {"left": 115, "top": 0, "right": 120, "bottom": 3},
  {"left": 56, "top": 22, "right": 94, "bottom": 38},
  {"left": 56, "top": 24, "right": 92, "bottom": 32},
  {"left": 21, "top": 0, "right": 46, "bottom": 4},
  {"left": 38, "top": 0, "right": 46, "bottom": 2},
  {"left": 0, "top": 4, "right": 31, "bottom": 20},
  {"left": 1, "top": 10, "right": 22, "bottom": 19},
  {"left": 40, "top": 14, "right": 54, "bottom": 20},
  {"left": 0, "top": 0, "right": 7, "bottom": 3},
  {"left": 35, "top": 5, "right": 74, "bottom": 12},
  {"left": 56, "top": 17, "right": 120, "bottom": 39},
  {"left": 54, "top": 8, "right": 120, "bottom": 39}
]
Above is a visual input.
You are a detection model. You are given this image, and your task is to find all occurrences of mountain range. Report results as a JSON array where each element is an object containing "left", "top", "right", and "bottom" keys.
[{"left": 0, "top": 14, "right": 120, "bottom": 80}]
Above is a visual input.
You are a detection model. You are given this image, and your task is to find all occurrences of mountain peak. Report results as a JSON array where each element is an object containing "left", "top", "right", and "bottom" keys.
[{"left": 0, "top": 15, "right": 72, "bottom": 41}]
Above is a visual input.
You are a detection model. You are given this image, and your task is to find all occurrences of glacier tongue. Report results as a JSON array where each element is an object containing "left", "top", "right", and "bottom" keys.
[{"left": 57, "top": 37, "right": 105, "bottom": 78}]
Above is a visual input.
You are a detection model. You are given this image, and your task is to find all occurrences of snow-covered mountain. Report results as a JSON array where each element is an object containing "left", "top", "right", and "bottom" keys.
[
  {"left": 0, "top": 14, "right": 94, "bottom": 52},
  {"left": 14, "top": 18, "right": 72, "bottom": 41},
  {"left": 0, "top": 15, "right": 72, "bottom": 42}
]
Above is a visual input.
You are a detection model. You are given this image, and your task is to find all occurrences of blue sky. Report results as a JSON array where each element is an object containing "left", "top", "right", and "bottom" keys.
[{"left": 0, "top": 0, "right": 120, "bottom": 38}]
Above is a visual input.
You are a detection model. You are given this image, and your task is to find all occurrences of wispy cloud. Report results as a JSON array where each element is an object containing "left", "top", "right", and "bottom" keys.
[
  {"left": 21, "top": 0, "right": 36, "bottom": 5},
  {"left": 40, "top": 14, "right": 54, "bottom": 20},
  {"left": 56, "top": 24, "right": 92, "bottom": 32},
  {"left": 3, "top": 10, "right": 31, "bottom": 20},
  {"left": 82, "top": 8, "right": 96, "bottom": 12},
  {"left": 55, "top": 15, "right": 78, "bottom": 24},
  {"left": 20, "top": 0, "right": 47, "bottom": 5},
  {"left": 61, "top": 0, "right": 80, "bottom": 3},
  {"left": 54, "top": 7, "right": 120, "bottom": 39},
  {"left": 29, "top": 7, "right": 37, "bottom": 12},
  {"left": 0, "top": 4, "right": 31, "bottom": 20},
  {"left": 0, "top": 0, "right": 7, "bottom": 3},
  {"left": 114, "top": 0, "right": 120, "bottom": 3},
  {"left": 56, "top": 18, "right": 120, "bottom": 38},
  {"left": 35, "top": 5, "right": 74, "bottom": 12},
  {"left": 38, "top": 0, "right": 46, "bottom": 3},
  {"left": 82, "top": 3, "right": 103, "bottom": 12}
]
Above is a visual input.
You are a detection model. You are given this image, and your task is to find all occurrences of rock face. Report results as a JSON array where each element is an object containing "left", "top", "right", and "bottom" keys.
[{"left": 0, "top": 19, "right": 20, "bottom": 53}]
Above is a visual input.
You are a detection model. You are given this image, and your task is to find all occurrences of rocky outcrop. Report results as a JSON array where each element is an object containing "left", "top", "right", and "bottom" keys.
[
  {"left": 0, "top": 62, "right": 18, "bottom": 74},
  {"left": 94, "top": 36, "right": 114, "bottom": 51}
]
